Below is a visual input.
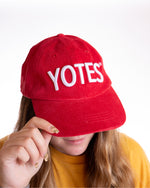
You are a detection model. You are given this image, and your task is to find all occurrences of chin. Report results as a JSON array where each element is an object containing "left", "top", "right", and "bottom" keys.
[{"left": 66, "top": 146, "right": 87, "bottom": 156}]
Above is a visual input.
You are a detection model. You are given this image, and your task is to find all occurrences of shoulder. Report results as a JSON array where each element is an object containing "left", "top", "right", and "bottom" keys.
[
  {"left": 0, "top": 136, "right": 9, "bottom": 150},
  {"left": 120, "top": 132, "right": 150, "bottom": 166},
  {"left": 120, "top": 133, "right": 150, "bottom": 187},
  {"left": 120, "top": 133, "right": 146, "bottom": 156}
]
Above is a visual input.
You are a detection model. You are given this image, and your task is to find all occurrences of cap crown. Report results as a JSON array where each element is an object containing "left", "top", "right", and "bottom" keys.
[{"left": 21, "top": 34, "right": 111, "bottom": 100}]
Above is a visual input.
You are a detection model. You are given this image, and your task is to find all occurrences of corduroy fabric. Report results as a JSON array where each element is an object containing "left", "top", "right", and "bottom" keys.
[{"left": 21, "top": 34, "right": 126, "bottom": 136}]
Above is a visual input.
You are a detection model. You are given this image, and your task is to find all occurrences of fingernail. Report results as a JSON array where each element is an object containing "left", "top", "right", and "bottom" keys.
[
  {"left": 49, "top": 126, "right": 59, "bottom": 134},
  {"left": 44, "top": 153, "right": 48, "bottom": 162},
  {"left": 35, "top": 162, "right": 39, "bottom": 168}
]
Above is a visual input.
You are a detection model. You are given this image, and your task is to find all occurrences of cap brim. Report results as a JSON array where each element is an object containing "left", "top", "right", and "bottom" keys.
[{"left": 32, "top": 86, "right": 126, "bottom": 137}]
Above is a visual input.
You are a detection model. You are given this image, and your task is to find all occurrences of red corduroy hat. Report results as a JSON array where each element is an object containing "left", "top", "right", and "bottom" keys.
[{"left": 21, "top": 34, "right": 126, "bottom": 137}]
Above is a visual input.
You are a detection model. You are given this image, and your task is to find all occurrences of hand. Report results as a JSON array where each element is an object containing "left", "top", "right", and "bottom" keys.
[{"left": 0, "top": 117, "right": 59, "bottom": 188}]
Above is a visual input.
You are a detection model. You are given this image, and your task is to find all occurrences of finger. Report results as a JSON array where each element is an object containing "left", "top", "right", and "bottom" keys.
[
  {"left": 1, "top": 145, "right": 30, "bottom": 165},
  {"left": 41, "top": 130, "right": 52, "bottom": 147},
  {"left": 20, "top": 137, "right": 41, "bottom": 164},
  {"left": 24, "top": 117, "right": 59, "bottom": 135},
  {"left": 22, "top": 127, "right": 49, "bottom": 158},
  {"left": 16, "top": 146, "right": 30, "bottom": 164},
  {"left": 7, "top": 136, "right": 41, "bottom": 165},
  {"left": 41, "top": 130, "right": 52, "bottom": 162},
  {"left": 5, "top": 127, "right": 51, "bottom": 160}
]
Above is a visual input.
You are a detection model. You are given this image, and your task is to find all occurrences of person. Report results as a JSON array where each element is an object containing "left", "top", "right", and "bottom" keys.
[{"left": 0, "top": 34, "right": 150, "bottom": 188}]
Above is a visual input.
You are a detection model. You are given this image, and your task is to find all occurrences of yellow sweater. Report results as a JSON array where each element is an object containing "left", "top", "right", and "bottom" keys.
[{"left": 0, "top": 134, "right": 150, "bottom": 187}]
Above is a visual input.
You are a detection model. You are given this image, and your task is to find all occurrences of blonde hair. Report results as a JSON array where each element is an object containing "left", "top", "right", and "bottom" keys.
[{"left": 14, "top": 96, "right": 135, "bottom": 188}]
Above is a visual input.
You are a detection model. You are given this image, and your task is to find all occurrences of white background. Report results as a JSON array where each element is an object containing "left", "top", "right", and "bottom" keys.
[{"left": 0, "top": 0, "right": 150, "bottom": 160}]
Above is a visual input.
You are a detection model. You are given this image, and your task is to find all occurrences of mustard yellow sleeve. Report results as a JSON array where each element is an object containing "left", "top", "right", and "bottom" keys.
[{"left": 121, "top": 133, "right": 150, "bottom": 188}]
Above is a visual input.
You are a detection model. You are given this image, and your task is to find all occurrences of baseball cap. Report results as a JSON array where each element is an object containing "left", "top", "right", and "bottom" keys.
[{"left": 21, "top": 34, "right": 126, "bottom": 137}]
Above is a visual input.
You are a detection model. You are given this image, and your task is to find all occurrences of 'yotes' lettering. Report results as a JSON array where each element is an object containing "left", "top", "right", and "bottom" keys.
[{"left": 47, "top": 62, "right": 104, "bottom": 91}]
